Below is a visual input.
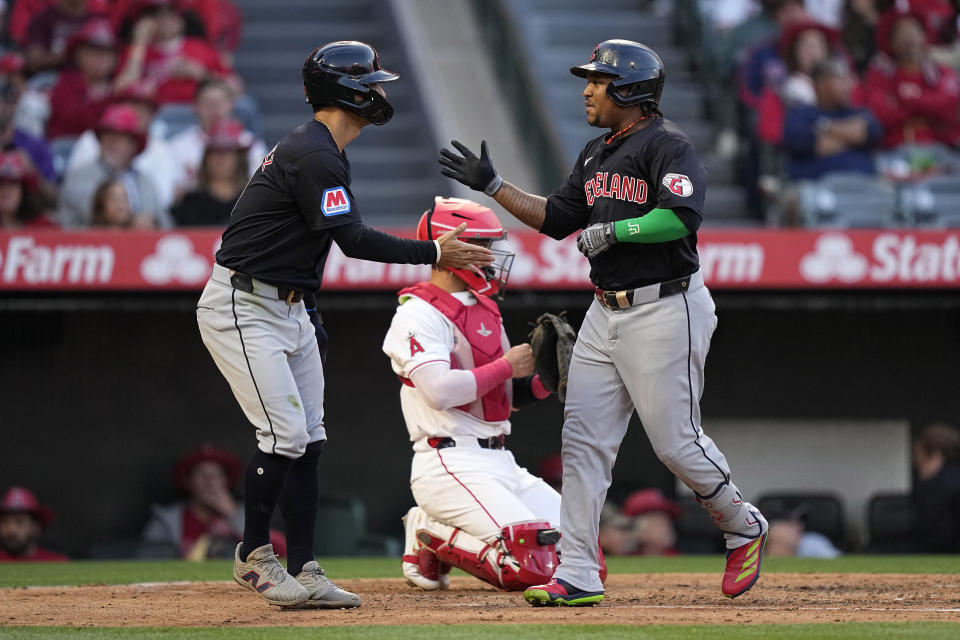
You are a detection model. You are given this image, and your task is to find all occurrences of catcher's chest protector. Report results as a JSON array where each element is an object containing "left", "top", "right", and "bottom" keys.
[{"left": 399, "top": 283, "right": 511, "bottom": 421}]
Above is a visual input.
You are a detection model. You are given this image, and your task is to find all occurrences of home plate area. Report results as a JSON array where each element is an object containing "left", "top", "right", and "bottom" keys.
[{"left": 4, "top": 574, "right": 958, "bottom": 628}]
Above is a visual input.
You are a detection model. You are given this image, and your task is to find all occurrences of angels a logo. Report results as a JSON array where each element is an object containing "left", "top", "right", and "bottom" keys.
[
  {"left": 663, "top": 173, "right": 693, "bottom": 197},
  {"left": 409, "top": 335, "right": 425, "bottom": 357},
  {"left": 321, "top": 187, "right": 351, "bottom": 216}
]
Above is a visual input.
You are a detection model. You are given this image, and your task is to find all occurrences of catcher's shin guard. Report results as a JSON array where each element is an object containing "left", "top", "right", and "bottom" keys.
[{"left": 416, "top": 528, "right": 506, "bottom": 589}]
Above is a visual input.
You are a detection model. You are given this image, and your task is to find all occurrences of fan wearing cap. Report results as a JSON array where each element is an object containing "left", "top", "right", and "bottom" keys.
[
  {"left": 64, "top": 83, "right": 180, "bottom": 212},
  {"left": 171, "top": 119, "right": 251, "bottom": 226},
  {"left": 0, "top": 486, "right": 68, "bottom": 562},
  {"left": 58, "top": 103, "right": 170, "bottom": 228},
  {"left": 0, "top": 150, "right": 55, "bottom": 229},
  {"left": 142, "top": 445, "right": 286, "bottom": 560},
  {"left": 0, "top": 70, "right": 58, "bottom": 206},
  {"left": 621, "top": 489, "right": 682, "bottom": 557},
  {"left": 863, "top": 6, "right": 960, "bottom": 148},
  {"left": 114, "top": 0, "right": 236, "bottom": 105},
  {"left": 46, "top": 18, "right": 118, "bottom": 140},
  {"left": 382, "top": 197, "right": 599, "bottom": 593},
  {"left": 167, "top": 79, "right": 267, "bottom": 195}
]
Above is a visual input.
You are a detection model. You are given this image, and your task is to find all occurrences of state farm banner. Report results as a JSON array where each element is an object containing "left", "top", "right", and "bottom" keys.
[{"left": 1, "top": 229, "right": 959, "bottom": 291}]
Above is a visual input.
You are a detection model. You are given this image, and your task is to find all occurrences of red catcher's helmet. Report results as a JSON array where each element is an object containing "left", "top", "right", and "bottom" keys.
[{"left": 416, "top": 196, "right": 514, "bottom": 298}]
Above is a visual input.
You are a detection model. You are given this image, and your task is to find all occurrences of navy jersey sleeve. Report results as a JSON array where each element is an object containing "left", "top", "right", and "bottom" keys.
[
  {"left": 293, "top": 150, "right": 363, "bottom": 231},
  {"left": 648, "top": 136, "right": 707, "bottom": 232},
  {"left": 542, "top": 148, "right": 590, "bottom": 240}
]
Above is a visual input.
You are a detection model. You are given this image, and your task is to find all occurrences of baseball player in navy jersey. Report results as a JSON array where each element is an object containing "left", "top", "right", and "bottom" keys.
[
  {"left": 440, "top": 39, "right": 768, "bottom": 606},
  {"left": 196, "top": 41, "right": 492, "bottom": 609},
  {"left": 382, "top": 197, "right": 609, "bottom": 592}
]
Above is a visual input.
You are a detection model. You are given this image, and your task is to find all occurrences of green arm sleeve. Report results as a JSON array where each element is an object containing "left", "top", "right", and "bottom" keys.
[{"left": 612, "top": 208, "right": 691, "bottom": 243}]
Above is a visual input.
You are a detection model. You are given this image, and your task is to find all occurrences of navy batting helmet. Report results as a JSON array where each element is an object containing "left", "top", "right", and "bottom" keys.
[
  {"left": 302, "top": 41, "right": 399, "bottom": 125},
  {"left": 570, "top": 39, "right": 665, "bottom": 108}
]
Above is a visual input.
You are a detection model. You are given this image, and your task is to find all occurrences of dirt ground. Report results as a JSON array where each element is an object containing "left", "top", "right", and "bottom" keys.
[{"left": 3, "top": 574, "right": 959, "bottom": 627}]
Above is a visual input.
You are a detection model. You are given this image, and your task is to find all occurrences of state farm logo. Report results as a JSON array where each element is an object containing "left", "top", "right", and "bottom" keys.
[
  {"left": 800, "top": 234, "right": 868, "bottom": 283},
  {"left": 0, "top": 236, "right": 114, "bottom": 284},
  {"left": 140, "top": 235, "right": 210, "bottom": 285},
  {"left": 800, "top": 232, "right": 960, "bottom": 283}
]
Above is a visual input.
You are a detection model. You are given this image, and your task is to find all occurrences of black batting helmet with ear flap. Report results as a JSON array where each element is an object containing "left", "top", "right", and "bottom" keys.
[
  {"left": 302, "top": 41, "right": 399, "bottom": 125},
  {"left": 570, "top": 39, "right": 665, "bottom": 108}
]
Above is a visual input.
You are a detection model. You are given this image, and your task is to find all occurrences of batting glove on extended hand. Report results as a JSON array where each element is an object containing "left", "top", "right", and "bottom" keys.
[
  {"left": 576, "top": 222, "right": 617, "bottom": 259},
  {"left": 438, "top": 140, "right": 503, "bottom": 196}
]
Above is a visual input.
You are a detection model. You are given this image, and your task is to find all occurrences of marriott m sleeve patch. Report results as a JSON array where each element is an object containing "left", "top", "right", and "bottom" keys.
[{"left": 295, "top": 150, "right": 362, "bottom": 230}]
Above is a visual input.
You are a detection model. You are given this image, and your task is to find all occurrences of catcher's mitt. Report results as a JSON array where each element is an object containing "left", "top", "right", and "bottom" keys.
[{"left": 528, "top": 312, "right": 577, "bottom": 402}]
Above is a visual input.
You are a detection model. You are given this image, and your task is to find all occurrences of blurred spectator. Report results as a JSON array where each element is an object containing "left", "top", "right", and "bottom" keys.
[
  {"left": 863, "top": 7, "right": 960, "bottom": 148},
  {"left": 114, "top": 0, "right": 236, "bottom": 106},
  {"left": 740, "top": 0, "right": 810, "bottom": 114},
  {"left": 0, "top": 74, "right": 58, "bottom": 207},
  {"left": 757, "top": 19, "right": 841, "bottom": 146},
  {"left": 765, "top": 503, "right": 842, "bottom": 557},
  {"left": 90, "top": 178, "right": 153, "bottom": 227},
  {"left": 171, "top": 119, "right": 250, "bottom": 226},
  {"left": 782, "top": 57, "right": 883, "bottom": 179},
  {"left": 844, "top": 0, "right": 885, "bottom": 73},
  {"left": 0, "top": 52, "right": 50, "bottom": 140},
  {"left": 64, "top": 83, "right": 178, "bottom": 209},
  {"left": 805, "top": 0, "right": 846, "bottom": 27},
  {"left": 912, "top": 423, "right": 960, "bottom": 552},
  {"left": 0, "top": 487, "right": 67, "bottom": 562},
  {"left": 0, "top": 150, "right": 54, "bottom": 229},
  {"left": 598, "top": 502, "right": 635, "bottom": 555},
  {"left": 58, "top": 103, "right": 169, "bottom": 227},
  {"left": 537, "top": 453, "right": 563, "bottom": 493},
  {"left": 621, "top": 488, "right": 681, "bottom": 556},
  {"left": 46, "top": 18, "right": 117, "bottom": 140},
  {"left": 177, "top": 0, "right": 242, "bottom": 66},
  {"left": 142, "top": 445, "right": 286, "bottom": 560},
  {"left": 23, "top": 0, "right": 108, "bottom": 74},
  {"left": 167, "top": 78, "right": 266, "bottom": 194}
]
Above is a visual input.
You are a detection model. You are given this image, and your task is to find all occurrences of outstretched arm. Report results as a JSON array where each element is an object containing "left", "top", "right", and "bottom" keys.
[{"left": 492, "top": 182, "right": 547, "bottom": 231}]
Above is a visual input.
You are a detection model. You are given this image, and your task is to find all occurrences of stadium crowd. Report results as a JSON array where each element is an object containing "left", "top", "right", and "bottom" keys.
[
  {"left": 685, "top": 0, "right": 960, "bottom": 225},
  {"left": 0, "top": 0, "right": 265, "bottom": 231}
]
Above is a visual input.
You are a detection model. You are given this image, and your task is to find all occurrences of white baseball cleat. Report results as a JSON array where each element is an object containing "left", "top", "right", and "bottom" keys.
[
  {"left": 233, "top": 543, "right": 309, "bottom": 607},
  {"left": 401, "top": 507, "right": 450, "bottom": 590},
  {"left": 291, "top": 561, "right": 362, "bottom": 609}
]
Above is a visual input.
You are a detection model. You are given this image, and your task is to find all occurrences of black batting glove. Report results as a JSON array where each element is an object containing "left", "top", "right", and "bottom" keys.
[
  {"left": 576, "top": 222, "right": 618, "bottom": 259},
  {"left": 438, "top": 140, "right": 503, "bottom": 196}
]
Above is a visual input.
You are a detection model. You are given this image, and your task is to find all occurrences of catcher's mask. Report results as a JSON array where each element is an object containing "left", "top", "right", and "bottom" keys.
[{"left": 417, "top": 196, "right": 514, "bottom": 299}]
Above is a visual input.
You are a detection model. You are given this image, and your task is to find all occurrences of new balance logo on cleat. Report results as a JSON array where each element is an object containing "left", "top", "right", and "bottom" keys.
[{"left": 240, "top": 570, "right": 274, "bottom": 594}]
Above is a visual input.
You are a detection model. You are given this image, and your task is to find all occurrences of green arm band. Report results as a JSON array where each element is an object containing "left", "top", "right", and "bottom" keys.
[{"left": 612, "top": 208, "right": 690, "bottom": 243}]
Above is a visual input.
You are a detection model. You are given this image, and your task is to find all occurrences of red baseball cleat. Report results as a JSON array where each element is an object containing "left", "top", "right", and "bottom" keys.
[{"left": 722, "top": 531, "right": 767, "bottom": 598}]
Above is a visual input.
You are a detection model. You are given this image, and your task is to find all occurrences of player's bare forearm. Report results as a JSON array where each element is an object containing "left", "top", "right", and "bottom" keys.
[{"left": 493, "top": 182, "right": 547, "bottom": 231}]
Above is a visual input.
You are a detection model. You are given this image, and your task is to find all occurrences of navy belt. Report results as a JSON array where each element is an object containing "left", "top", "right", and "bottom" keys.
[{"left": 229, "top": 271, "right": 305, "bottom": 304}]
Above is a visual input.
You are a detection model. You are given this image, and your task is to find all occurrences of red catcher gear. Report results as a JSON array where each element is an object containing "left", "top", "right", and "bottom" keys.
[
  {"left": 416, "top": 196, "right": 514, "bottom": 298},
  {"left": 499, "top": 521, "right": 560, "bottom": 589},
  {"left": 397, "top": 282, "right": 510, "bottom": 421}
]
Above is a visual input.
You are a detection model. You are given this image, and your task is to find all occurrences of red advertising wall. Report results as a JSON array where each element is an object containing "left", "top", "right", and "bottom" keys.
[{"left": 1, "top": 228, "right": 959, "bottom": 290}]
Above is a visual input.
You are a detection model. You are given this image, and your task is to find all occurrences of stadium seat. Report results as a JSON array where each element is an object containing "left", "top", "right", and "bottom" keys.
[
  {"left": 866, "top": 493, "right": 922, "bottom": 553},
  {"left": 674, "top": 496, "right": 724, "bottom": 554},
  {"left": 756, "top": 493, "right": 846, "bottom": 549},
  {"left": 899, "top": 175, "right": 960, "bottom": 227},
  {"left": 876, "top": 143, "right": 960, "bottom": 182},
  {"left": 797, "top": 173, "right": 898, "bottom": 228}
]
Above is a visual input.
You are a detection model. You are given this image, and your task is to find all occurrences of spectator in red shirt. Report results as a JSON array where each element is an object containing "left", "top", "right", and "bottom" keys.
[
  {"left": 863, "top": 7, "right": 960, "bottom": 148},
  {"left": 23, "top": 0, "right": 108, "bottom": 74},
  {"left": 142, "top": 445, "right": 286, "bottom": 560},
  {"left": 0, "top": 487, "right": 68, "bottom": 562},
  {"left": 46, "top": 18, "right": 118, "bottom": 140},
  {"left": 114, "top": 0, "right": 236, "bottom": 105}
]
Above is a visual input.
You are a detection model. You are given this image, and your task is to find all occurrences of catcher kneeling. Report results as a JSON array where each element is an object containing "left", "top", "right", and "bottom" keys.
[{"left": 382, "top": 197, "right": 606, "bottom": 591}]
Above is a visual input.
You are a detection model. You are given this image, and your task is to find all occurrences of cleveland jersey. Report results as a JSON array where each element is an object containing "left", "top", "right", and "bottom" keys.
[
  {"left": 216, "top": 120, "right": 361, "bottom": 292},
  {"left": 382, "top": 290, "right": 512, "bottom": 444},
  {"left": 542, "top": 118, "right": 707, "bottom": 290}
]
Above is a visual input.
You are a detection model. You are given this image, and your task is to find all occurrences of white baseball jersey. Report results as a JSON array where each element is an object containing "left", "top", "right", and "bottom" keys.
[{"left": 382, "top": 290, "right": 512, "bottom": 443}]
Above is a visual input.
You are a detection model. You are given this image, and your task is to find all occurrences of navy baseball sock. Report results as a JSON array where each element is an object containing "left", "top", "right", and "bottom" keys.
[
  {"left": 239, "top": 448, "right": 294, "bottom": 561},
  {"left": 279, "top": 440, "right": 324, "bottom": 576}
]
